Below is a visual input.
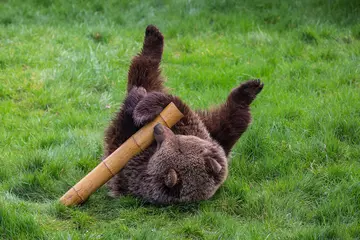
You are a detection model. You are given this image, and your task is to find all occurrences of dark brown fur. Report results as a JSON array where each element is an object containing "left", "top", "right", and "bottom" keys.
[{"left": 103, "top": 25, "right": 263, "bottom": 204}]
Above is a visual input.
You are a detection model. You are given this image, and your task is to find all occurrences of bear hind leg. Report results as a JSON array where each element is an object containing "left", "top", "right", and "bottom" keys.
[{"left": 127, "top": 25, "right": 165, "bottom": 92}]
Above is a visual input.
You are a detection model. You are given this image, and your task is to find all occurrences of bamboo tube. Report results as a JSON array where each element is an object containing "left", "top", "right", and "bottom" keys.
[{"left": 60, "top": 102, "right": 184, "bottom": 206}]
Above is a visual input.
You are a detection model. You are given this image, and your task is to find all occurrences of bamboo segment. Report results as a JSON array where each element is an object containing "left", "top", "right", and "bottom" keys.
[{"left": 60, "top": 102, "right": 184, "bottom": 206}]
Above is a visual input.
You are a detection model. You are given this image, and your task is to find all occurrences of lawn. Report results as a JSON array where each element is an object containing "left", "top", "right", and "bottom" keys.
[{"left": 0, "top": 0, "right": 360, "bottom": 239}]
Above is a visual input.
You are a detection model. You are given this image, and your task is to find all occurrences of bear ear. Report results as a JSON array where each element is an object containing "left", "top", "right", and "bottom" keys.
[
  {"left": 164, "top": 169, "right": 178, "bottom": 188},
  {"left": 207, "top": 158, "right": 222, "bottom": 174}
]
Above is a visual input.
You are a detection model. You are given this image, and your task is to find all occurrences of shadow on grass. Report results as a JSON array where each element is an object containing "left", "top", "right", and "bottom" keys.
[
  {"left": 75, "top": 188, "right": 202, "bottom": 221},
  {"left": 57, "top": 182, "right": 250, "bottom": 221}
]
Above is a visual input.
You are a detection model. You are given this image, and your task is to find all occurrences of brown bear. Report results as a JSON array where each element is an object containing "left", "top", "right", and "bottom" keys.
[{"left": 103, "top": 25, "right": 263, "bottom": 204}]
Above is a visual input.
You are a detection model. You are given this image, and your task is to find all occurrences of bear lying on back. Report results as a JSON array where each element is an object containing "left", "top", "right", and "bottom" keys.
[{"left": 103, "top": 25, "right": 263, "bottom": 204}]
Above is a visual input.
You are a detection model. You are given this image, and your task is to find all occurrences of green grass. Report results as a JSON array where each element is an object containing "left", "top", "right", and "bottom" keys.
[{"left": 1, "top": 0, "right": 360, "bottom": 239}]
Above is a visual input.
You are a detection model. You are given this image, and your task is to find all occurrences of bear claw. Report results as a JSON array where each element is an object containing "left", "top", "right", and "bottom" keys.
[
  {"left": 240, "top": 79, "right": 264, "bottom": 96},
  {"left": 145, "top": 25, "right": 164, "bottom": 42},
  {"left": 231, "top": 79, "right": 264, "bottom": 105}
]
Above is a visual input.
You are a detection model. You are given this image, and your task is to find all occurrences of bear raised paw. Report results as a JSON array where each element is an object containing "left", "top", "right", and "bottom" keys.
[{"left": 103, "top": 25, "right": 263, "bottom": 204}]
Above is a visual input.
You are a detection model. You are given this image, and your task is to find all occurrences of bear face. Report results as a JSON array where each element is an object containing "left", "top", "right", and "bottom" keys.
[{"left": 140, "top": 124, "right": 228, "bottom": 204}]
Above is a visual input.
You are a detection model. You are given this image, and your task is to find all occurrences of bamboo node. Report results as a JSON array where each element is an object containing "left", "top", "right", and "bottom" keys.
[
  {"left": 102, "top": 161, "right": 115, "bottom": 176},
  {"left": 72, "top": 187, "right": 85, "bottom": 202},
  {"left": 132, "top": 135, "right": 144, "bottom": 151},
  {"left": 159, "top": 113, "right": 170, "bottom": 128}
]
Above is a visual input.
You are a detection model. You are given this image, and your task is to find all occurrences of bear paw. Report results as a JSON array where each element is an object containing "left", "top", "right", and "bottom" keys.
[
  {"left": 231, "top": 79, "right": 264, "bottom": 105},
  {"left": 142, "top": 25, "right": 164, "bottom": 60},
  {"left": 132, "top": 92, "right": 167, "bottom": 127},
  {"left": 124, "top": 87, "right": 147, "bottom": 115},
  {"left": 145, "top": 25, "right": 164, "bottom": 44}
]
